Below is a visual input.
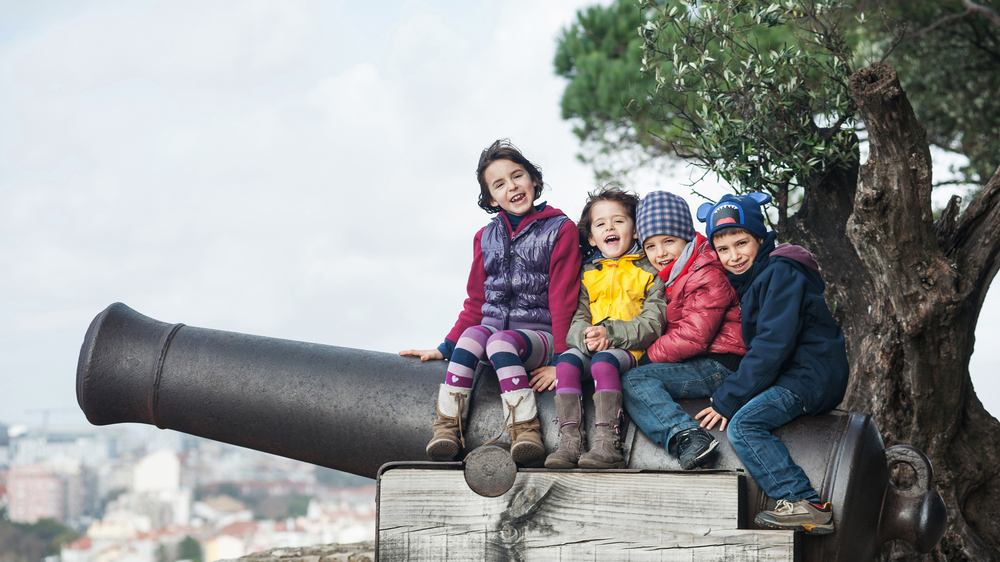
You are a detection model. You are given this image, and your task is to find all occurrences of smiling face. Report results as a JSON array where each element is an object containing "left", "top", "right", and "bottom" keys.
[
  {"left": 713, "top": 229, "right": 762, "bottom": 275},
  {"left": 643, "top": 234, "right": 690, "bottom": 271},
  {"left": 484, "top": 159, "right": 537, "bottom": 216},
  {"left": 587, "top": 200, "right": 638, "bottom": 259}
]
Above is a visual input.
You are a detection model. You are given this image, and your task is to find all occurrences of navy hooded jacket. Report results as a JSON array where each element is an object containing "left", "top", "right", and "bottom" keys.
[{"left": 710, "top": 232, "right": 849, "bottom": 420}]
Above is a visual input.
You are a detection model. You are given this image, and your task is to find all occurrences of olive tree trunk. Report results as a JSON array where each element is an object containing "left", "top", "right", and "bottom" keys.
[{"left": 785, "top": 62, "right": 1000, "bottom": 561}]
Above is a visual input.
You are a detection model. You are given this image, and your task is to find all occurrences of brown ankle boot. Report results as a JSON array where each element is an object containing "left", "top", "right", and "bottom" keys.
[
  {"left": 426, "top": 384, "right": 471, "bottom": 461},
  {"left": 501, "top": 389, "right": 545, "bottom": 466},
  {"left": 545, "top": 393, "right": 585, "bottom": 469},
  {"left": 578, "top": 391, "right": 625, "bottom": 469}
]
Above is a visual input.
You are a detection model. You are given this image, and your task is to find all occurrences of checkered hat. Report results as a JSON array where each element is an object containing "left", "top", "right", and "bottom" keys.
[{"left": 636, "top": 191, "right": 697, "bottom": 243}]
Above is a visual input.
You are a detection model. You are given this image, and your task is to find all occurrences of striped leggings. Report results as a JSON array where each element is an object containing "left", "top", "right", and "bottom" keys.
[
  {"left": 444, "top": 325, "right": 555, "bottom": 393},
  {"left": 555, "top": 347, "right": 636, "bottom": 395}
]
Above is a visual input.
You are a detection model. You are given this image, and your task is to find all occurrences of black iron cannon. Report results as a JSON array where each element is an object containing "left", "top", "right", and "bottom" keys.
[{"left": 77, "top": 303, "right": 946, "bottom": 561}]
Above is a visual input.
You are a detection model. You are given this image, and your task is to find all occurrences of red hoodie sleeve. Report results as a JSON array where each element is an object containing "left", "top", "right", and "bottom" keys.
[
  {"left": 647, "top": 265, "right": 732, "bottom": 363},
  {"left": 547, "top": 220, "right": 583, "bottom": 354},
  {"left": 444, "top": 228, "right": 488, "bottom": 344}
]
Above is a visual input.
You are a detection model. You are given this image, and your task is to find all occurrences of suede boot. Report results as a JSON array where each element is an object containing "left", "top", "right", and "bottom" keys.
[
  {"left": 545, "top": 393, "right": 586, "bottom": 469},
  {"left": 426, "top": 384, "right": 472, "bottom": 461},
  {"left": 501, "top": 388, "right": 545, "bottom": 466},
  {"left": 578, "top": 391, "right": 625, "bottom": 469}
]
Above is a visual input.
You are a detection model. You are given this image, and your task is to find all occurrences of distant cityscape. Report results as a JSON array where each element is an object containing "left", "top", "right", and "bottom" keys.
[{"left": 0, "top": 421, "right": 376, "bottom": 562}]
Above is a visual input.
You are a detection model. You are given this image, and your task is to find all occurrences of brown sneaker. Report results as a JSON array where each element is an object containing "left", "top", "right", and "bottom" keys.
[
  {"left": 501, "top": 389, "right": 545, "bottom": 466},
  {"left": 577, "top": 391, "right": 625, "bottom": 469},
  {"left": 426, "top": 384, "right": 471, "bottom": 461},
  {"left": 755, "top": 500, "right": 835, "bottom": 535},
  {"left": 545, "top": 393, "right": 585, "bottom": 469}
]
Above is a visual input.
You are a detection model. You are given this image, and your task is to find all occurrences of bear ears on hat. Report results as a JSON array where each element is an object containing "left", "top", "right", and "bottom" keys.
[{"left": 695, "top": 192, "right": 772, "bottom": 223}]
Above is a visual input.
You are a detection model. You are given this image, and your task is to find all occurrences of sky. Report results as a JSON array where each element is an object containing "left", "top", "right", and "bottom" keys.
[{"left": 1, "top": 0, "right": 997, "bottom": 431}]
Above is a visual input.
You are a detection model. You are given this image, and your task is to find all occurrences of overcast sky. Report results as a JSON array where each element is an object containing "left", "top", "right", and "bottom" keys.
[{"left": 1, "top": 0, "right": 997, "bottom": 431}]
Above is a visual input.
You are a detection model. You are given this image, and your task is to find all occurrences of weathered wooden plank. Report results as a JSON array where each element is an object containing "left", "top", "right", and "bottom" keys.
[
  {"left": 380, "top": 470, "right": 740, "bottom": 534},
  {"left": 379, "top": 529, "right": 795, "bottom": 562},
  {"left": 378, "top": 469, "right": 796, "bottom": 561}
]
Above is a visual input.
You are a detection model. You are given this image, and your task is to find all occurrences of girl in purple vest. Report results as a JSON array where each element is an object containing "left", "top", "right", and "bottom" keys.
[{"left": 400, "top": 139, "right": 582, "bottom": 466}]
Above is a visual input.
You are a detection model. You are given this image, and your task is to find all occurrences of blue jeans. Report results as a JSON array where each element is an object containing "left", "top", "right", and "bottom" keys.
[
  {"left": 728, "top": 385, "right": 817, "bottom": 502},
  {"left": 621, "top": 357, "right": 731, "bottom": 453}
]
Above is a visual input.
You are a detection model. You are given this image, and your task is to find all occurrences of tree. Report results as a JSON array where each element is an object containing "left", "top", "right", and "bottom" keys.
[
  {"left": 557, "top": 0, "right": 1000, "bottom": 193},
  {"left": 558, "top": 0, "right": 1000, "bottom": 560},
  {"left": 0, "top": 518, "right": 79, "bottom": 562},
  {"left": 178, "top": 535, "right": 202, "bottom": 562},
  {"left": 554, "top": 0, "right": 671, "bottom": 179},
  {"left": 857, "top": 0, "right": 1000, "bottom": 188}
]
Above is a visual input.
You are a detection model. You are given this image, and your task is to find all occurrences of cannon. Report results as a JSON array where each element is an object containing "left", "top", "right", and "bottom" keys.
[{"left": 77, "top": 303, "right": 946, "bottom": 561}]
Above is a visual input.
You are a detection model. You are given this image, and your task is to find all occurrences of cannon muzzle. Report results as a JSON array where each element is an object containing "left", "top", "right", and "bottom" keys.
[
  {"left": 77, "top": 303, "right": 946, "bottom": 561},
  {"left": 77, "top": 302, "right": 448, "bottom": 477}
]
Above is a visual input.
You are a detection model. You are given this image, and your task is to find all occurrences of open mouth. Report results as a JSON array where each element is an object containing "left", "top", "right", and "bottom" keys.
[
  {"left": 510, "top": 193, "right": 526, "bottom": 205},
  {"left": 604, "top": 234, "right": 620, "bottom": 244}
]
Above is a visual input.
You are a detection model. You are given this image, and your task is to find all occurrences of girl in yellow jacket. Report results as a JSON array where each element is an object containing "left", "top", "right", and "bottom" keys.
[{"left": 544, "top": 187, "right": 666, "bottom": 469}]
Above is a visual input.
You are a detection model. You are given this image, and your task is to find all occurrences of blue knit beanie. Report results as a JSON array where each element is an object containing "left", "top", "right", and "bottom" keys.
[
  {"left": 696, "top": 192, "right": 772, "bottom": 246},
  {"left": 636, "top": 191, "right": 697, "bottom": 243}
]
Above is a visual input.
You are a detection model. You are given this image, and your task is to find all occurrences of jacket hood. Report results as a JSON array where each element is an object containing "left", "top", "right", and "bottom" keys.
[
  {"left": 771, "top": 243, "right": 820, "bottom": 273},
  {"left": 771, "top": 243, "right": 826, "bottom": 293}
]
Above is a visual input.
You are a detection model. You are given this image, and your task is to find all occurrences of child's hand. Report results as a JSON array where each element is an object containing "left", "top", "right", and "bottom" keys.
[
  {"left": 529, "top": 365, "right": 557, "bottom": 392},
  {"left": 695, "top": 399, "right": 728, "bottom": 431},
  {"left": 583, "top": 325, "right": 610, "bottom": 352},
  {"left": 399, "top": 349, "right": 444, "bottom": 361},
  {"left": 585, "top": 338, "right": 611, "bottom": 352}
]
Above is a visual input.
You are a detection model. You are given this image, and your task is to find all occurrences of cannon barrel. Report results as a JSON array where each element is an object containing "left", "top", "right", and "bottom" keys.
[{"left": 77, "top": 303, "right": 946, "bottom": 561}]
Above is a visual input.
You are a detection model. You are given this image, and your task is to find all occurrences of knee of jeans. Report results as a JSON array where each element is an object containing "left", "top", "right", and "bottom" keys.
[
  {"left": 726, "top": 416, "right": 744, "bottom": 444},
  {"left": 620, "top": 370, "right": 644, "bottom": 390}
]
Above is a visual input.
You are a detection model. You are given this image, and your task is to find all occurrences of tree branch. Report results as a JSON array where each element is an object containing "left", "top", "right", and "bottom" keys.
[
  {"left": 939, "top": 164, "right": 1000, "bottom": 315},
  {"left": 909, "top": 7, "right": 974, "bottom": 39},
  {"left": 963, "top": 0, "right": 1000, "bottom": 30},
  {"left": 909, "top": 0, "right": 1000, "bottom": 40}
]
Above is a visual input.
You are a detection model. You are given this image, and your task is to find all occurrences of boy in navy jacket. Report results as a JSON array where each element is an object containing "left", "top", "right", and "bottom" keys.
[{"left": 695, "top": 192, "right": 849, "bottom": 535}]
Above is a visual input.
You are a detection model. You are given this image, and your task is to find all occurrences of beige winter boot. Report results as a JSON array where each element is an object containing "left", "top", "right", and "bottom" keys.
[
  {"left": 426, "top": 384, "right": 472, "bottom": 461},
  {"left": 501, "top": 388, "right": 545, "bottom": 466},
  {"left": 544, "top": 393, "right": 586, "bottom": 469},
  {"left": 578, "top": 390, "right": 625, "bottom": 469}
]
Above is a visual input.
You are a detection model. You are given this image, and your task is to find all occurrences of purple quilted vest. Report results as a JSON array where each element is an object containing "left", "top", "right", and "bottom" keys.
[{"left": 481, "top": 213, "right": 569, "bottom": 331}]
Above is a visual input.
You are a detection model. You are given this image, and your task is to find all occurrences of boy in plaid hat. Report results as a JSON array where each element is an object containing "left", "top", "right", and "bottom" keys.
[{"left": 621, "top": 191, "right": 746, "bottom": 471}]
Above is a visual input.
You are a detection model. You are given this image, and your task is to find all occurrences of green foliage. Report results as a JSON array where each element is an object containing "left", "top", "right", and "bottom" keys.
[
  {"left": 178, "top": 535, "right": 202, "bottom": 562},
  {"left": 0, "top": 518, "right": 80, "bottom": 560},
  {"left": 556, "top": 0, "right": 1000, "bottom": 194},
  {"left": 554, "top": 0, "right": 675, "bottom": 176},
  {"left": 286, "top": 493, "right": 312, "bottom": 518},
  {"left": 639, "top": 0, "right": 858, "bottom": 206}
]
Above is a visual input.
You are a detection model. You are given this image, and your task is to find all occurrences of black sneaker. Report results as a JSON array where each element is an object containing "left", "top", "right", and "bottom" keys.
[
  {"left": 754, "top": 500, "right": 835, "bottom": 535},
  {"left": 674, "top": 428, "right": 719, "bottom": 470}
]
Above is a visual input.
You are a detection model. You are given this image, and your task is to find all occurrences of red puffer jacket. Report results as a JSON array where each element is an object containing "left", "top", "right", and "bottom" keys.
[{"left": 646, "top": 241, "right": 746, "bottom": 363}]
